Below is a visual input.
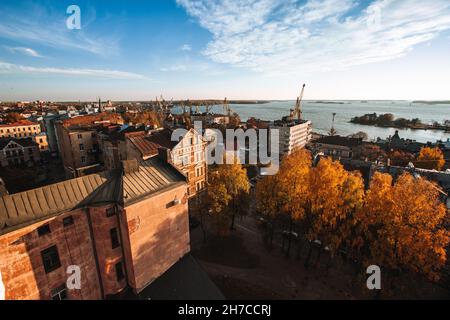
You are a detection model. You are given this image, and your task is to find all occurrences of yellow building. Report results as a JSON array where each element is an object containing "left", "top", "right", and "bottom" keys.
[{"left": 0, "top": 120, "right": 48, "bottom": 152}]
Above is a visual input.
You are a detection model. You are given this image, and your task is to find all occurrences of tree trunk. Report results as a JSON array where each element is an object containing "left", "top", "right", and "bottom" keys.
[
  {"left": 305, "top": 244, "right": 313, "bottom": 268},
  {"left": 230, "top": 199, "right": 237, "bottom": 230},
  {"left": 296, "top": 240, "right": 304, "bottom": 261},
  {"left": 285, "top": 218, "right": 293, "bottom": 258},
  {"left": 314, "top": 248, "right": 322, "bottom": 267}
]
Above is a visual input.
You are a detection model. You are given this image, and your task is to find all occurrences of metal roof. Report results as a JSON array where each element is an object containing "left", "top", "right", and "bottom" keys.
[
  {"left": 0, "top": 158, "right": 186, "bottom": 235},
  {"left": 123, "top": 157, "right": 186, "bottom": 204},
  {"left": 0, "top": 172, "right": 110, "bottom": 235}
]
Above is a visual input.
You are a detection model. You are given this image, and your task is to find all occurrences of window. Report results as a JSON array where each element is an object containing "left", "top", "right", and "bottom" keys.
[
  {"left": 63, "top": 216, "right": 74, "bottom": 227},
  {"left": 106, "top": 206, "right": 116, "bottom": 217},
  {"left": 110, "top": 228, "right": 120, "bottom": 249},
  {"left": 51, "top": 284, "right": 67, "bottom": 300},
  {"left": 115, "top": 262, "right": 125, "bottom": 281},
  {"left": 37, "top": 224, "right": 51, "bottom": 236},
  {"left": 77, "top": 134, "right": 82, "bottom": 139},
  {"left": 81, "top": 156, "right": 86, "bottom": 163},
  {"left": 41, "top": 246, "right": 61, "bottom": 273},
  {"left": 79, "top": 144, "right": 84, "bottom": 151}
]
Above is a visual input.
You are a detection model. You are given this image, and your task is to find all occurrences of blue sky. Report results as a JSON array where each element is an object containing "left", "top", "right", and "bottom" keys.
[{"left": 1, "top": 0, "right": 450, "bottom": 101}]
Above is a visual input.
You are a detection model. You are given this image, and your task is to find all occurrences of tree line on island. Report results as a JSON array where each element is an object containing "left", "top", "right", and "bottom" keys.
[{"left": 351, "top": 113, "right": 450, "bottom": 131}]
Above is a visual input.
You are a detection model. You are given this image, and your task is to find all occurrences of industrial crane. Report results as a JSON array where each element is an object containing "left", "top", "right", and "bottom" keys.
[
  {"left": 223, "top": 98, "right": 233, "bottom": 117},
  {"left": 293, "top": 84, "right": 306, "bottom": 121}
]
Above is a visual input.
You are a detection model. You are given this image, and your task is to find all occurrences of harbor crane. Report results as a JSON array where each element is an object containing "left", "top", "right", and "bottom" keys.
[
  {"left": 223, "top": 98, "right": 234, "bottom": 117},
  {"left": 292, "top": 84, "right": 306, "bottom": 121}
]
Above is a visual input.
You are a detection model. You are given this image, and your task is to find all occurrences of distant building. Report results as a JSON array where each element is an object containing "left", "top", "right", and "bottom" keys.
[
  {"left": 0, "top": 121, "right": 41, "bottom": 139},
  {"left": 0, "top": 120, "right": 48, "bottom": 152},
  {"left": 55, "top": 113, "right": 123, "bottom": 178},
  {"left": 43, "top": 113, "right": 68, "bottom": 154},
  {"left": 0, "top": 138, "right": 40, "bottom": 167},
  {"left": 0, "top": 157, "right": 191, "bottom": 300},
  {"left": 270, "top": 119, "right": 312, "bottom": 156},
  {"left": 309, "top": 135, "right": 364, "bottom": 160},
  {"left": 191, "top": 113, "right": 230, "bottom": 126}
]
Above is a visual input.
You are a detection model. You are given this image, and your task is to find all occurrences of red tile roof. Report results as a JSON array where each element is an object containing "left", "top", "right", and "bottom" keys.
[
  {"left": 62, "top": 113, "right": 123, "bottom": 128},
  {"left": 126, "top": 132, "right": 160, "bottom": 158},
  {"left": 0, "top": 120, "right": 37, "bottom": 128}
]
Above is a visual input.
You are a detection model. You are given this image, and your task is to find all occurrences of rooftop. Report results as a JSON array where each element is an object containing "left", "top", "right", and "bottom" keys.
[
  {"left": 0, "top": 158, "right": 186, "bottom": 235},
  {"left": 61, "top": 113, "right": 123, "bottom": 128},
  {"left": 0, "top": 120, "right": 38, "bottom": 128},
  {"left": 0, "top": 137, "right": 39, "bottom": 149},
  {"left": 313, "top": 135, "right": 364, "bottom": 147}
]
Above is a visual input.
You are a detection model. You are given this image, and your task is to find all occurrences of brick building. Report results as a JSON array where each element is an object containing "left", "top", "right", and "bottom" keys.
[{"left": 0, "top": 157, "right": 190, "bottom": 300}]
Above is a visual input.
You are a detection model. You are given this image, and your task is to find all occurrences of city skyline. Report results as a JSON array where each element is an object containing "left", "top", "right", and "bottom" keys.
[{"left": 1, "top": 0, "right": 450, "bottom": 101}]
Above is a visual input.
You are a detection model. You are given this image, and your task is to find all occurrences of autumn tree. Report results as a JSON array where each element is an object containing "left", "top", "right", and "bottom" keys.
[
  {"left": 304, "top": 158, "right": 365, "bottom": 265},
  {"left": 4, "top": 112, "right": 24, "bottom": 123},
  {"left": 277, "top": 149, "right": 312, "bottom": 257},
  {"left": 388, "top": 150, "right": 415, "bottom": 167},
  {"left": 256, "top": 174, "right": 282, "bottom": 249},
  {"left": 415, "top": 147, "right": 445, "bottom": 171},
  {"left": 207, "top": 157, "right": 250, "bottom": 235},
  {"left": 355, "top": 172, "right": 449, "bottom": 282}
]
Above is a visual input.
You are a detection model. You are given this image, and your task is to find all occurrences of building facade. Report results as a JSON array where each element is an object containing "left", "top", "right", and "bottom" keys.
[
  {"left": 126, "top": 128, "right": 208, "bottom": 198},
  {"left": 309, "top": 136, "right": 364, "bottom": 160},
  {"left": 0, "top": 121, "right": 48, "bottom": 152},
  {"left": 0, "top": 157, "right": 190, "bottom": 300},
  {"left": 0, "top": 121, "right": 41, "bottom": 139},
  {"left": 270, "top": 120, "right": 312, "bottom": 156},
  {"left": 55, "top": 114, "right": 123, "bottom": 177},
  {"left": 0, "top": 138, "right": 40, "bottom": 168}
]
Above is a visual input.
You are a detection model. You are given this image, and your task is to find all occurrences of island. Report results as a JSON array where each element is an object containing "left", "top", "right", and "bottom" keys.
[{"left": 350, "top": 113, "right": 450, "bottom": 132}]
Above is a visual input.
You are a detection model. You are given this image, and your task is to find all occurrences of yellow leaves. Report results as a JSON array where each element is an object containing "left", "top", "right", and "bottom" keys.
[
  {"left": 415, "top": 147, "right": 445, "bottom": 171},
  {"left": 255, "top": 148, "right": 449, "bottom": 280},
  {"left": 358, "top": 171, "right": 450, "bottom": 281},
  {"left": 207, "top": 156, "right": 251, "bottom": 234}
]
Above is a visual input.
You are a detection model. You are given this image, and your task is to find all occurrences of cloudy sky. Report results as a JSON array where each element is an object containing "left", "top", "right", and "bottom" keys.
[{"left": 1, "top": 0, "right": 450, "bottom": 101}]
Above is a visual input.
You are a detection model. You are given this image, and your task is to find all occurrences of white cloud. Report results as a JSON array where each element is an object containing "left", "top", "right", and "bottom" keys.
[
  {"left": 177, "top": 0, "right": 450, "bottom": 74},
  {"left": 0, "top": 61, "right": 146, "bottom": 79},
  {"left": 161, "top": 64, "right": 189, "bottom": 72},
  {"left": 180, "top": 44, "right": 192, "bottom": 51},
  {"left": 4, "top": 46, "right": 43, "bottom": 57},
  {"left": 0, "top": 5, "right": 119, "bottom": 56}
]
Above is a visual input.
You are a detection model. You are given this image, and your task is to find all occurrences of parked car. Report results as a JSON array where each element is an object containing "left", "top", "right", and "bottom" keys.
[{"left": 282, "top": 230, "right": 299, "bottom": 240}]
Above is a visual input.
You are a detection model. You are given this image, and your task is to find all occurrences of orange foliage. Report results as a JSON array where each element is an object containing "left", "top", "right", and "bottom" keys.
[
  {"left": 307, "top": 158, "right": 365, "bottom": 254},
  {"left": 356, "top": 172, "right": 449, "bottom": 281},
  {"left": 415, "top": 147, "right": 445, "bottom": 171}
]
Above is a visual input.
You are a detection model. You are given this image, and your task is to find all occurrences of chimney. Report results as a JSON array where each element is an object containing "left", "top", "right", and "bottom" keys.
[
  {"left": 158, "top": 147, "right": 171, "bottom": 163},
  {"left": 122, "top": 159, "right": 139, "bottom": 174}
]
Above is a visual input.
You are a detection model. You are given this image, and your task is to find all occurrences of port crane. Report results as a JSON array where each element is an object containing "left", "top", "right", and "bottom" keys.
[
  {"left": 223, "top": 98, "right": 234, "bottom": 117},
  {"left": 291, "top": 84, "right": 306, "bottom": 121}
]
